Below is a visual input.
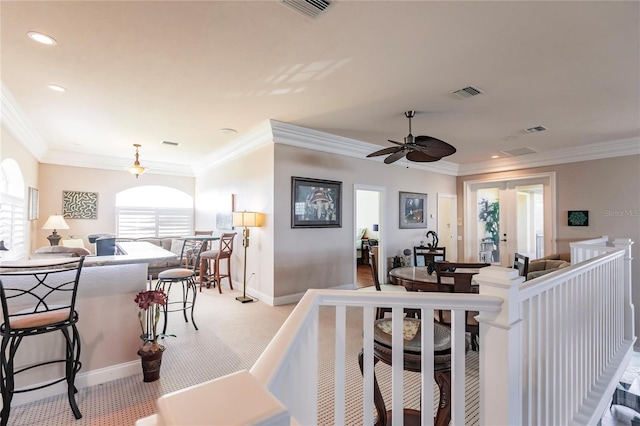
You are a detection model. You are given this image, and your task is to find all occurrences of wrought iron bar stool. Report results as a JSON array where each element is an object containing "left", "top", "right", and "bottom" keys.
[
  {"left": 0, "top": 257, "right": 85, "bottom": 426},
  {"left": 156, "top": 240, "right": 207, "bottom": 334}
]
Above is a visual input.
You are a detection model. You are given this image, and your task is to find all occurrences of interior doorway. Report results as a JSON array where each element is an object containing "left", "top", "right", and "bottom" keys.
[
  {"left": 354, "top": 185, "right": 385, "bottom": 288},
  {"left": 437, "top": 194, "right": 457, "bottom": 261},
  {"left": 463, "top": 173, "right": 556, "bottom": 266}
]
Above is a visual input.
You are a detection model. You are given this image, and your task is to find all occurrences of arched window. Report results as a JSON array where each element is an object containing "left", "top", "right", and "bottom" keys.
[
  {"left": 0, "top": 159, "right": 26, "bottom": 259},
  {"left": 115, "top": 186, "right": 193, "bottom": 237}
]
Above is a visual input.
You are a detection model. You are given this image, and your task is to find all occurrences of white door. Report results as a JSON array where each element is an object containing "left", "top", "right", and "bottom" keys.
[{"left": 464, "top": 173, "right": 556, "bottom": 266}]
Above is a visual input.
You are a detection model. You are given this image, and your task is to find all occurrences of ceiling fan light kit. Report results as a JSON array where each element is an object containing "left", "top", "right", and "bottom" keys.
[{"left": 367, "top": 111, "right": 456, "bottom": 164}]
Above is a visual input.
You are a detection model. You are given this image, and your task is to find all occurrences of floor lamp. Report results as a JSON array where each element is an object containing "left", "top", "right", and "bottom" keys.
[{"left": 232, "top": 211, "right": 264, "bottom": 303}]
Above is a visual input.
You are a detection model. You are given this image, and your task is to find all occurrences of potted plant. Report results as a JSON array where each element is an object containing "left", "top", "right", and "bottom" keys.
[{"left": 134, "top": 289, "right": 172, "bottom": 382}]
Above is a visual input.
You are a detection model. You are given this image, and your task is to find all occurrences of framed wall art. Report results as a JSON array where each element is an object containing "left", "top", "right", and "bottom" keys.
[
  {"left": 28, "top": 187, "right": 39, "bottom": 220},
  {"left": 399, "top": 191, "right": 428, "bottom": 229},
  {"left": 291, "top": 177, "right": 342, "bottom": 228},
  {"left": 568, "top": 210, "right": 589, "bottom": 226},
  {"left": 216, "top": 194, "right": 235, "bottom": 230},
  {"left": 63, "top": 191, "right": 98, "bottom": 219}
]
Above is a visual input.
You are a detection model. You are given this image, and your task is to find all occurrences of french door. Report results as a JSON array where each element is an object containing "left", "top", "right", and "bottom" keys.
[{"left": 463, "top": 173, "right": 556, "bottom": 266}]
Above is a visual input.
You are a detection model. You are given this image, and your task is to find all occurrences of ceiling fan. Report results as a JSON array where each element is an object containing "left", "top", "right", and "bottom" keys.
[{"left": 366, "top": 111, "right": 456, "bottom": 164}]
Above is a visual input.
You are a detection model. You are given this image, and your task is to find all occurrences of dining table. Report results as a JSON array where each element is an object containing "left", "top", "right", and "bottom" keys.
[{"left": 388, "top": 266, "right": 481, "bottom": 292}]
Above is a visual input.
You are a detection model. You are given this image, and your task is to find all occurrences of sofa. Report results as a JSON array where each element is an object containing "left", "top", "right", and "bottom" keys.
[{"left": 527, "top": 254, "right": 571, "bottom": 280}]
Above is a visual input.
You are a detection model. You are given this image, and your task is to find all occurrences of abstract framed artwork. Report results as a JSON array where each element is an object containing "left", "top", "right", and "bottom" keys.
[
  {"left": 63, "top": 191, "right": 98, "bottom": 219},
  {"left": 399, "top": 191, "right": 428, "bottom": 229},
  {"left": 28, "top": 187, "right": 39, "bottom": 220},
  {"left": 568, "top": 210, "right": 589, "bottom": 226},
  {"left": 291, "top": 176, "right": 341, "bottom": 228}
]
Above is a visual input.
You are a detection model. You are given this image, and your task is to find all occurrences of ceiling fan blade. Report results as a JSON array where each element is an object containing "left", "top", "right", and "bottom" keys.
[
  {"left": 384, "top": 150, "right": 408, "bottom": 164},
  {"left": 406, "top": 150, "right": 441, "bottom": 162},
  {"left": 366, "top": 146, "right": 402, "bottom": 158},
  {"left": 414, "top": 136, "right": 457, "bottom": 157},
  {"left": 387, "top": 139, "right": 405, "bottom": 147}
]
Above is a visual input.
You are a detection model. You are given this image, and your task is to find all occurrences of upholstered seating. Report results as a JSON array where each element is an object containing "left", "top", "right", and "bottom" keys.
[
  {"left": 156, "top": 241, "right": 207, "bottom": 334},
  {"left": 527, "top": 259, "right": 570, "bottom": 280}
]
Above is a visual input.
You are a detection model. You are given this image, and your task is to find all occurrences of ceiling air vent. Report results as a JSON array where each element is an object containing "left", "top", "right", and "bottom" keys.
[
  {"left": 525, "top": 125, "right": 548, "bottom": 133},
  {"left": 162, "top": 140, "right": 180, "bottom": 147},
  {"left": 281, "top": 0, "right": 333, "bottom": 20},
  {"left": 452, "top": 85, "right": 484, "bottom": 99},
  {"left": 500, "top": 147, "right": 537, "bottom": 157}
]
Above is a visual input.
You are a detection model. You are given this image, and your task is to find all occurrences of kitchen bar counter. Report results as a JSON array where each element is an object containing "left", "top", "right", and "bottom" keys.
[{"left": 0, "top": 242, "right": 177, "bottom": 406}]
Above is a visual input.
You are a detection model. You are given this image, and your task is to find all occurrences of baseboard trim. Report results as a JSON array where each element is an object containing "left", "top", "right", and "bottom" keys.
[{"left": 10, "top": 360, "right": 140, "bottom": 407}]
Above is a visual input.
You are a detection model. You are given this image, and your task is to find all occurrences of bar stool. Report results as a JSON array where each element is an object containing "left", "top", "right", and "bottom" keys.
[
  {"left": 199, "top": 232, "right": 236, "bottom": 293},
  {"left": 156, "top": 241, "right": 206, "bottom": 334},
  {"left": 0, "top": 257, "right": 85, "bottom": 426}
]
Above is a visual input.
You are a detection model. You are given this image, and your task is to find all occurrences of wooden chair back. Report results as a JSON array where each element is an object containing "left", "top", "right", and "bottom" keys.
[
  {"left": 435, "top": 261, "right": 490, "bottom": 293},
  {"left": 413, "top": 246, "right": 446, "bottom": 267},
  {"left": 369, "top": 246, "right": 381, "bottom": 291},
  {"left": 216, "top": 233, "right": 236, "bottom": 260},
  {"left": 513, "top": 253, "right": 530, "bottom": 278}
]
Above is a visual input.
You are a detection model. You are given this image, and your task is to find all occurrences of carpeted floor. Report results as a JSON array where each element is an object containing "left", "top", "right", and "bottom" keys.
[{"left": 6, "top": 285, "right": 637, "bottom": 425}]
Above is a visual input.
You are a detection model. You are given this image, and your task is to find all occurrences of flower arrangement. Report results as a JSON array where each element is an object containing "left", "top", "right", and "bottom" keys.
[{"left": 134, "top": 289, "right": 172, "bottom": 354}]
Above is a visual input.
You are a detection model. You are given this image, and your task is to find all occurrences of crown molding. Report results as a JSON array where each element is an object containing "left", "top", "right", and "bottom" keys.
[
  {"left": 4, "top": 78, "right": 638, "bottom": 178},
  {"left": 1, "top": 82, "right": 48, "bottom": 160},
  {"left": 191, "top": 120, "right": 274, "bottom": 176},
  {"left": 269, "top": 120, "right": 461, "bottom": 176},
  {"left": 41, "top": 148, "right": 195, "bottom": 177},
  {"left": 457, "top": 137, "right": 640, "bottom": 176}
]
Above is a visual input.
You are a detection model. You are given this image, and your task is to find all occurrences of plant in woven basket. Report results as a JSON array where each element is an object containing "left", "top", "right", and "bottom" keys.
[{"left": 134, "top": 289, "right": 174, "bottom": 354}]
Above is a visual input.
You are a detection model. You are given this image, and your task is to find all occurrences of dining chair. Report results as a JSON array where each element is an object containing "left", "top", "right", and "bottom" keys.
[
  {"left": 360, "top": 247, "right": 419, "bottom": 320},
  {"left": 513, "top": 253, "right": 530, "bottom": 278},
  {"left": 434, "top": 261, "right": 490, "bottom": 351},
  {"left": 0, "top": 257, "right": 85, "bottom": 425},
  {"left": 199, "top": 233, "right": 237, "bottom": 293}
]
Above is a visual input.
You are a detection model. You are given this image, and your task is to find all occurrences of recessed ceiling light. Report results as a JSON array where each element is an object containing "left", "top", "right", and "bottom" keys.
[
  {"left": 491, "top": 155, "right": 500, "bottom": 159},
  {"left": 47, "top": 84, "right": 66, "bottom": 92},
  {"left": 219, "top": 128, "right": 237, "bottom": 135},
  {"left": 27, "top": 31, "right": 57, "bottom": 45}
]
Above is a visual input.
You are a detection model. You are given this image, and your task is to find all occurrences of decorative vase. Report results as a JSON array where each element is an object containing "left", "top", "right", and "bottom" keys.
[{"left": 138, "top": 346, "right": 165, "bottom": 382}]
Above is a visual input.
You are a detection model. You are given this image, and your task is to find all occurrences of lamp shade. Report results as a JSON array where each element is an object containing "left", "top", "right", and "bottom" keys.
[
  {"left": 232, "top": 211, "right": 264, "bottom": 228},
  {"left": 42, "top": 215, "right": 70, "bottom": 230}
]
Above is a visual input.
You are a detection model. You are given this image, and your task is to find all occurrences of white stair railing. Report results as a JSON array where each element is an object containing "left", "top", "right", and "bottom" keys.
[
  {"left": 478, "top": 237, "right": 635, "bottom": 425},
  {"left": 139, "top": 237, "right": 634, "bottom": 426}
]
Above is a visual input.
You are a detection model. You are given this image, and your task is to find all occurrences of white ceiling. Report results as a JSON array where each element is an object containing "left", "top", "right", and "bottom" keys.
[{"left": 1, "top": 1, "right": 639, "bottom": 176}]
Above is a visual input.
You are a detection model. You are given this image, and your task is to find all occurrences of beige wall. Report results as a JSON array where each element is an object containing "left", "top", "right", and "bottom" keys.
[
  {"left": 195, "top": 143, "right": 275, "bottom": 301},
  {"left": 457, "top": 155, "right": 640, "bottom": 339},
  {"left": 274, "top": 144, "right": 457, "bottom": 301},
  {"left": 37, "top": 164, "right": 195, "bottom": 251}
]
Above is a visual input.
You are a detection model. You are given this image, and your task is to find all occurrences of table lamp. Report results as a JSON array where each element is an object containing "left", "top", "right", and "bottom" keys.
[
  {"left": 232, "top": 211, "right": 264, "bottom": 303},
  {"left": 42, "top": 214, "right": 70, "bottom": 246}
]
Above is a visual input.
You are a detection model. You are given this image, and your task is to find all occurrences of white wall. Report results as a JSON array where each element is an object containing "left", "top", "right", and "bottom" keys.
[
  {"left": 195, "top": 143, "right": 275, "bottom": 302},
  {"left": 356, "top": 190, "right": 379, "bottom": 239}
]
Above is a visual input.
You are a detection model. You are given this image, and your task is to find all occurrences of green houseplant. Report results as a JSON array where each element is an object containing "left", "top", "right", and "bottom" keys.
[{"left": 478, "top": 198, "right": 500, "bottom": 261}]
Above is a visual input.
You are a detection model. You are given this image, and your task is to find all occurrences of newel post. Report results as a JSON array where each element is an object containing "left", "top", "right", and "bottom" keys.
[
  {"left": 475, "top": 266, "right": 525, "bottom": 426},
  {"left": 613, "top": 238, "right": 635, "bottom": 341}
]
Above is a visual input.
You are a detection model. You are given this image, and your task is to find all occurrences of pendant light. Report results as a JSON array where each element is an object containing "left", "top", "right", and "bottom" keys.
[{"left": 128, "top": 144, "right": 147, "bottom": 178}]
